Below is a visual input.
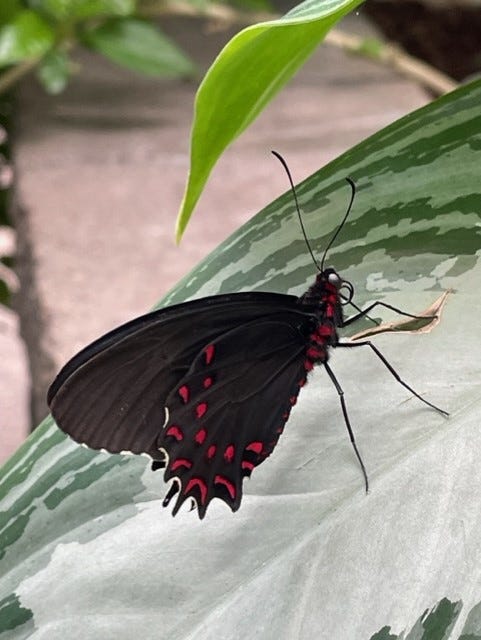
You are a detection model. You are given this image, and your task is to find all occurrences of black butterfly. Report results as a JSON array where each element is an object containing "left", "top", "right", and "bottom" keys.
[{"left": 47, "top": 155, "right": 447, "bottom": 518}]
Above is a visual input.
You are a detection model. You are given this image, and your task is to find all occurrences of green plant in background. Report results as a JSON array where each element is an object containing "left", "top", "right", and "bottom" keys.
[{"left": 0, "top": 0, "right": 197, "bottom": 96}]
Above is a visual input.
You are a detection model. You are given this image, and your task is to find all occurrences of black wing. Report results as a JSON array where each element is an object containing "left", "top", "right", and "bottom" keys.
[
  {"left": 157, "top": 319, "right": 309, "bottom": 517},
  {"left": 48, "top": 292, "right": 313, "bottom": 462}
]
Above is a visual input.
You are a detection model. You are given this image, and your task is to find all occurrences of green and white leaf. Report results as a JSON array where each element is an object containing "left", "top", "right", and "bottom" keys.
[{"left": 1, "top": 80, "right": 480, "bottom": 639}]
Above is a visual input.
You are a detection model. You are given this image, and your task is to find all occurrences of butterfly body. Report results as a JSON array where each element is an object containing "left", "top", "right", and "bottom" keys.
[{"left": 48, "top": 268, "right": 349, "bottom": 518}]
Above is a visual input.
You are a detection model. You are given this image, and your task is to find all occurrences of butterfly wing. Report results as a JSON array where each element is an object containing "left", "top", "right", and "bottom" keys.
[
  {"left": 48, "top": 293, "right": 312, "bottom": 461},
  {"left": 157, "top": 319, "right": 309, "bottom": 518}
]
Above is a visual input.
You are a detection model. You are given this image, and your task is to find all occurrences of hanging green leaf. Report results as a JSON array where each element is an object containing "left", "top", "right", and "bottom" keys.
[{"left": 175, "top": 0, "right": 363, "bottom": 240}]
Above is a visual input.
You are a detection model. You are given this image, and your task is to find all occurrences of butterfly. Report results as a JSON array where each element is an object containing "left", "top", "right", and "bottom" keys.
[{"left": 47, "top": 153, "right": 447, "bottom": 518}]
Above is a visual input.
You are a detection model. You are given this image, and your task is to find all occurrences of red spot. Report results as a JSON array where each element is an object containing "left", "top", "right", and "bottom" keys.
[
  {"left": 184, "top": 477, "right": 207, "bottom": 504},
  {"left": 304, "top": 359, "right": 314, "bottom": 371},
  {"left": 224, "top": 445, "right": 235, "bottom": 463},
  {"left": 204, "top": 344, "right": 215, "bottom": 365},
  {"left": 171, "top": 458, "right": 192, "bottom": 471},
  {"left": 298, "top": 378, "right": 306, "bottom": 387},
  {"left": 196, "top": 402, "right": 208, "bottom": 419},
  {"left": 195, "top": 428, "right": 207, "bottom": 445},
  {"left": 178, "top": 385, "right": 189, "bottom": 403},
  {"left": 207, "top": 444, "right": 216, "bottom": 459},
  {"left": 290, "top": 396, "right": 297, "bottom": 406},
  {"left": 203, "top": 376, "right": 213, "bottom": 389},
  {"left": 214, "top": 475, "right": 236, "bottom": 499},
  {"left": 241, "top": 460, "right": 255, "bottom": 471},
  {"left": 166, "top": 425, "right": 183, "bottom": 441},
  {"left": 282, "top": 412, "right": 289, "bottom": 419},
  {"left": 246, "top": 441, "right": 263, "bottom": 454}
]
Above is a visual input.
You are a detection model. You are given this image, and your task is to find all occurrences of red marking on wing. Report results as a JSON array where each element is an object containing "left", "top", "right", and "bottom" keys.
[
  {"left": 298, "top": 378, "right": 306, "bottom": 387},
  {"left": 178, "top": 385, "right": 189, "bottom": 403},
  {"left": 195, "top": 428, "right": 207, "bottom": 445},
  {"left": 289, "top": 396, "right": 297, "bottom": 406},
  {"left": 196, "top": 402, "right": 208, "bottom": 419},
  {"left": 207, "top": 444, "right": 216, "bottom": 459},
  {"left": 246, "top": 442, "right": 263, "bottom": 454},
  {"left": 166, "top": 425, "right": 184, "bottom": 441},
  {"left": 204, "top": 344, "right": 215, "bottom": 365},
  {"left": 203, "top": 376, "right": 213, "bottom": 389},
  {"left": 214, "top": 475, "right": 236, "bottom": 500},
  {"left": 224, "top": 445, "right": 235, "bottom": 463},
  {"left": 184, "top": 477, "right": 207, "bottom": 504},
  {"left": 171, "top": 458, "right": 192, "bottom": 471},
  {"left": 241, "top": 460, "right": 255, "bottom": 471}
]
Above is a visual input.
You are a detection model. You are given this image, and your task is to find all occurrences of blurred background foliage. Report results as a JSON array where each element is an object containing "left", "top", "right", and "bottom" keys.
[{"left": 0, "top": 0, "right": 203, "bottom": 96}]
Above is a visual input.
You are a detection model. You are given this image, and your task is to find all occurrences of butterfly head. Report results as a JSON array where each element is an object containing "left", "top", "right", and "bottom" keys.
[
  {"left": 323, "top": 267, "right": 354, "bottom": 306},
  {"left": 299, "top": 268, "right": 354, "bottom": 322}
]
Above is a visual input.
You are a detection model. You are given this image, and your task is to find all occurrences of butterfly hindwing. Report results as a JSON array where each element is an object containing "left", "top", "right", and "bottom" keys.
[{"left": 157, "top": 319, "right": 309, "bottom": 517}]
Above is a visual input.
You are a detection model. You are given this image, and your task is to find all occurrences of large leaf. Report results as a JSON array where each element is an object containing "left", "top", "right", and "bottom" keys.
[
  {"left": 1, "top": 80, "right": 480, "bottom": 639},
  {"left": 176, "top": 0, "right": 363, "bottom": 240}
]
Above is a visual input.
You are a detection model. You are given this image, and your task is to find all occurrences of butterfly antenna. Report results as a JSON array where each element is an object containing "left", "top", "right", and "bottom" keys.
[
  {"left": 320, "top": 178, "right": 356, "bottom": 273},
  {"left": 271, "top": 150, "right": 321, "bottom": 272}
]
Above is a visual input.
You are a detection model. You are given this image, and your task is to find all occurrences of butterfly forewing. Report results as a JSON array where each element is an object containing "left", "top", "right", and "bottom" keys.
[{"left": 48, "top": 293, "right": 313, "bottom": 461}]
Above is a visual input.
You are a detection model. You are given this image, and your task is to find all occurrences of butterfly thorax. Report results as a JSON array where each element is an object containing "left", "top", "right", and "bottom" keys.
[{"left": 297, "top": 268, "right": 348, "bottom": 368}]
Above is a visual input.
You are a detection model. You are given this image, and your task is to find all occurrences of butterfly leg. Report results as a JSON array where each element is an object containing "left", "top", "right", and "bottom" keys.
[
  {"left": 324, "top": 361, "right": 369, "bottom": 493},
  {"left": 337, "top": 341, "right": 449, "bottom": 416},
  {"left": 343, "top": 300, "right": 436, "bottom": 327}
]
